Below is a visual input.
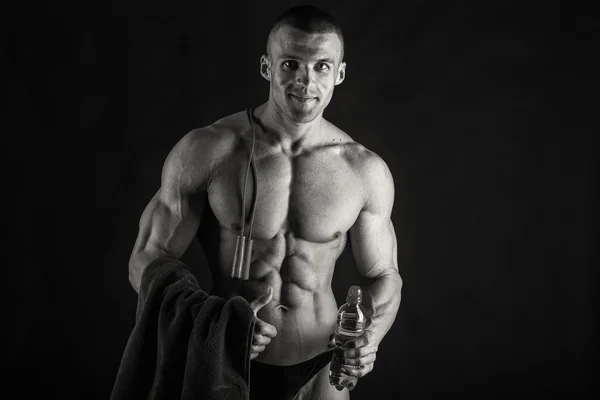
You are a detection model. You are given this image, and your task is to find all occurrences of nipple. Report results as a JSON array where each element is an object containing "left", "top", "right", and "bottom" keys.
[{"left": 346, "top": 285, "right": 362, "bottom": 305}]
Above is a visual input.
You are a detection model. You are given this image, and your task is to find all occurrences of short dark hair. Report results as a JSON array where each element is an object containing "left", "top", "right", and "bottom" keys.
[{"left": 266, "top": 5, "right": 345, "bottom": 61}]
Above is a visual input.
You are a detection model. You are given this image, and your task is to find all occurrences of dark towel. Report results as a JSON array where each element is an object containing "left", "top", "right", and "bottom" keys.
[{"left": 110, "top": 256, "right": 255, "bottom": 400}]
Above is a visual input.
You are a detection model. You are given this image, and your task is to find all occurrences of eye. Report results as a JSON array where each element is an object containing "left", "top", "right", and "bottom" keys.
[
  {"left": 282, "top": 60, "right": 298, "bottom": 70},
  {"left": 316, "top": 63, "right": 330, "bottom": 71}
]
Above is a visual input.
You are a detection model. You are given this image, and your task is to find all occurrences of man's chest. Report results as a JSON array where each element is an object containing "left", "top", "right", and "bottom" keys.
[{"left": 207, "top": 148, "right": 365, "bottom": 243}]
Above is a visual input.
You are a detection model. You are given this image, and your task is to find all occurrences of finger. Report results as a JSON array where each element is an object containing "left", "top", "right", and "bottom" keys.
[
  {"left": 254, "top": 319, "right": 278, "bottom": 338},
  {"left": 327, "top": 333, "right": 336, "bottom": 348},
  {"left": 335, "top": 345, "right": 377, "bottom": 359},
  {"left": 342, "top": 362, "right": 374, "bottom": 378},
  {"left": 252, "top": 334, "right": 272, "bottom": 346},
  {"left": 251, "top": 344, "right": 266, "bottom": 354},
  {"left": 342, "top": 336, "right": 369, "bottom": 349},
  {"left": 250, "top": 286, "right": 273, "bottom": 314},
  {"left": 336, "top": 352, "right": 376, "bottom": 367}
]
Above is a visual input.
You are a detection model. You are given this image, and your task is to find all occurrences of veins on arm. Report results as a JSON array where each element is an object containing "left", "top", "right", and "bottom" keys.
[{"left": 348, "top": 152, "right": 402, "bottom": 344}]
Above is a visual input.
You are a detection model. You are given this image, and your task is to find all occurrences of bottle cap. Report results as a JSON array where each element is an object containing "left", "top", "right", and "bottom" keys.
[{"left": 346, "top": 285, "right": 362, "bottom": 305}]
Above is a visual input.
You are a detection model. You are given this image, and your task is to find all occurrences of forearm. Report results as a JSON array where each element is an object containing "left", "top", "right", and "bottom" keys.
[
  {"left": 361, "top": 270, "right": 403, "bottom": 345},
  {"left": 129, "top": 246, "right": 168, "bottom": 294}
]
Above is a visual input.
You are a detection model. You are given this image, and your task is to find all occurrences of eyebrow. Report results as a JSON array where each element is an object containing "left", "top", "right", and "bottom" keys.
[{"left": 280, "top": 55, "right": 335, "bottom": 64}]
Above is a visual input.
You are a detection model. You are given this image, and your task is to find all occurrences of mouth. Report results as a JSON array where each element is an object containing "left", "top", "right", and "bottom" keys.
[{"left": 288, "top": 94, "right": 317, "bottom": 104}]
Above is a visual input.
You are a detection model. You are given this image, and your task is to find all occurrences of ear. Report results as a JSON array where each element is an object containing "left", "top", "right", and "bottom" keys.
[
  {"left": 260, "top": 55, "right": 271, "bottom": 81},
  {"left": 335, "top": 62, "right": 346, "bottom": 85}
]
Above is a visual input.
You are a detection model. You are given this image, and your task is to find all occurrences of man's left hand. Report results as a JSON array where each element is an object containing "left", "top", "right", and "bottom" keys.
[{"left": 327, "top": 329, "right": 379, "bottom": 379}]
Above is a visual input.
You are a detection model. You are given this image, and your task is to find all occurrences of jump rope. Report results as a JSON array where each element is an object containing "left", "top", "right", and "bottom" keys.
[{"left": 231, "top": 107, "right": 258, "bottom": 280}]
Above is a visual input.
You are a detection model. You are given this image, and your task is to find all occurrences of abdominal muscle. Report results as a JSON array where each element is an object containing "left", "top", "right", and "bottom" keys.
[
  {"left": 210, "top": 230, "right": 343, "bottom": 366},
  {"left": 252, "top": 276, "right": 339, "bottom": 366}
]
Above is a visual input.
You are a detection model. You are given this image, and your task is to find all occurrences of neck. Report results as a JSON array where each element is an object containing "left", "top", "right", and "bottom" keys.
[{"left": 255, "top": 101, "right": 324, "bottom": 149}]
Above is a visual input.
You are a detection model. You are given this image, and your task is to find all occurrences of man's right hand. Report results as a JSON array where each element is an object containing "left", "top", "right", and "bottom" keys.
[{"left": 249, "top": 286, "right": 277, "bottom": 360}]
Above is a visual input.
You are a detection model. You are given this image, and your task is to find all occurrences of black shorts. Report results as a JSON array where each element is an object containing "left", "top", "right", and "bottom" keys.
[{"left": 249, "top": 351, "right": 334, "bottom": 399}]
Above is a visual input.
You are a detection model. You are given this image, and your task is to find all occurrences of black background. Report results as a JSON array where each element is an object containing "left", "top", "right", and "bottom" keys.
[{"left": 4, "top": 0, "right": 597, "bottom": 399}]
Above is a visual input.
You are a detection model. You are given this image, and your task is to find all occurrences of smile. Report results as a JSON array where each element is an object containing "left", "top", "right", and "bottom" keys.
[{"left": 289, "top": 94, "right": 316, "bottom": 103}]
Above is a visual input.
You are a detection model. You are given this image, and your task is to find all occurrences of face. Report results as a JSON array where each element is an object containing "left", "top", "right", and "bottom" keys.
[{"left": 261, "top": 25, "right": 346, "bottom": 124}]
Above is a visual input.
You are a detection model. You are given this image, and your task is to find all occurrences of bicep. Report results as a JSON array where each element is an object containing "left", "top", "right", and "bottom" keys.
[
  {"left": 133, "top": 131, "right": 211, "bottom": 259},
  {"left": 349, "top": 153, "right": 398, "bottom": 279},
  {"left": 349, "top": 211, "right": 398, "bottom": 279},
  {"left": 135, "top": 187, "right": 204, "bottom": 259}
]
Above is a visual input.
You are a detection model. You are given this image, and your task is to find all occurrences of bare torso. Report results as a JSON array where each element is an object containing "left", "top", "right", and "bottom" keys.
[{"left": 196, "top": 107, "right": 369, "bottom": 366}]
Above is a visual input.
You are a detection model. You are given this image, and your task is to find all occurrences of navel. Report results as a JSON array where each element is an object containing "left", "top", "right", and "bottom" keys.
[{"left": 231, "top": 222, "right": 241, "bottom": 232}]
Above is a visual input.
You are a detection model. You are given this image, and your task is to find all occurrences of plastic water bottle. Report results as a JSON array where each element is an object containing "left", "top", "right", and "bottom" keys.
[{"left": 329, "top": 285, "right": 367, "bottom": 391}]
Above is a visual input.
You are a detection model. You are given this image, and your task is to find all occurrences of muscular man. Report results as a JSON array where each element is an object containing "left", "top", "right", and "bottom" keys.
[{"left": 128, "top": 5, "right": 402, "bottom": 400}]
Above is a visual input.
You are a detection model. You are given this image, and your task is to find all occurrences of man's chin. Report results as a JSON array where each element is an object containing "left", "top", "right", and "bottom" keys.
[
  {"left": 286, "top": 103, "right": 320, "bottom": 122},
  {"left": 288, "top": 109, "right": 319, "bottom": 124}
]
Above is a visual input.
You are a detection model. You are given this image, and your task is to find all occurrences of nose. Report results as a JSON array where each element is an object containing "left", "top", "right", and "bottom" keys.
[{"left": 294, "top": 66, "right": 312, "bottom": 90}]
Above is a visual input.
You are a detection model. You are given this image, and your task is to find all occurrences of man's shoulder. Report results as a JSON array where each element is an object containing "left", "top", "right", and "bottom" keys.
[
  {"left": 347, "top": 146, "right": 392, "bottom": 196},
  {"left": 210, "top": 109, "right": 250, "bottom": 135},
  {"left": 341, "top": 144, "right": 394, "bottom": 210},
  {"left": 323, "top": 121, "right": 393, "bottom": 196},
  {"left": 162, "top": 110, "right": 249, "bottom": 185},
  {"left": 324, "top": 123, "right": 388, "bottom": 179},
  {"left": 176, "top": 109, "right": 249, "bottom": 155}
]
